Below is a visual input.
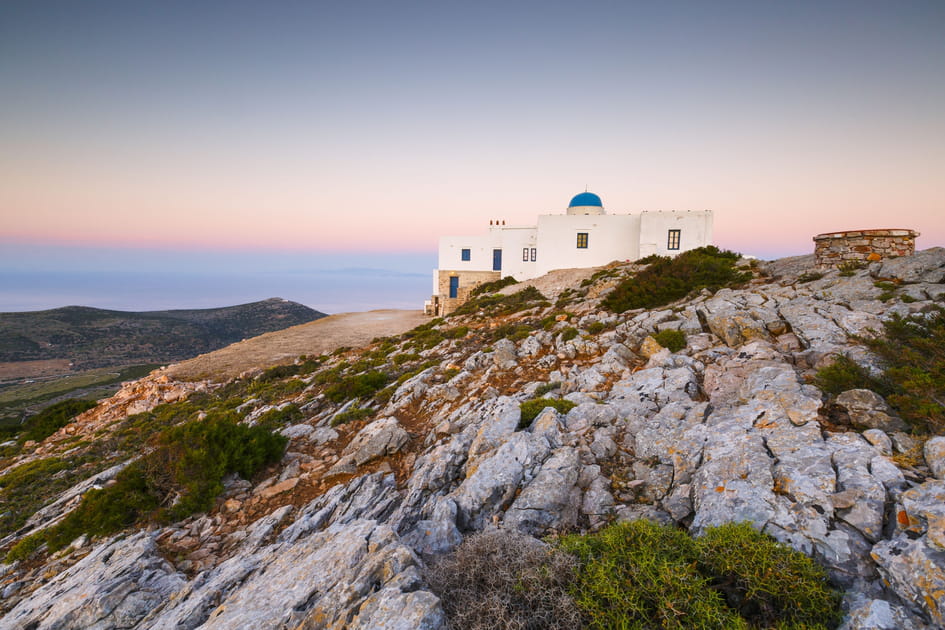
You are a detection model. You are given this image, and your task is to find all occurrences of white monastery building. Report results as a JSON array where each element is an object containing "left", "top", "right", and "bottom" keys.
[{"left": 427, "top": 191, "right": 714, "bottom": 315}]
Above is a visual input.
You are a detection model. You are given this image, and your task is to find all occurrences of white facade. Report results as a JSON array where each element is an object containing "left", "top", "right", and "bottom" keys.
[{"left": 428, "top": 192, "right": 714, "bottom": 314}]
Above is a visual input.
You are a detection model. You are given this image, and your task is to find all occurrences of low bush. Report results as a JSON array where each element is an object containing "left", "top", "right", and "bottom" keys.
[
  {"left": 331, "top": 406, "right": 374, "bottom": 426},
  {"left": 815, "top": 306, "right": 945, "bottom": 434},
  {"left": 561, "top": 520, "right": 743, "bottom": 629},
  {"left": 814, "top": 355, "right": 879, "bottom": 395},
  {"left": 519, "top": 398, "right": 577, "bottom": 429},
  {"left": 653, "top": 329, "right": 687, "bottom": 353},
  {"left": 697, "top": 522, "right": 842, "bottom": 628},
  {"left": 603, "top": 247, "right": 751, "bottom": 313},
  {"left": 535, "top": 381, "right": 561, "bottom": 396},
  {"left": 560, "top": 327, "right": 579, "bottom": 342},
  {"left": 869, "top": 307, "right": 945, "bottom": 433},
  {"left": 451, "top": 286, "right": 548, "bottom": 317},
  {"left": 19, "top": 398, "right": 98, "bottom": 443},
  {"left": 254, "top": 404, "right": 303, "bottom": 431},
  {"left": 560, "top": 520, "right": 841, "bottom": 629},
  {"left": 8, "top": 412, "right": 287, "bottom": 560},
  {"left": 323, "top": 371, "right": 389, "bottom": 403},
  {"left": 585, "top": 321, "right": 606, "bottom": 334},
  {"left": 470, "top": 275, "right": 518, "bottom": 297},
  {"left": 426, "top": 529, "right": 583, "bottom": 630},
  {"left": 490, "top": 323, "right": 532, "bottom": 342},
  {"left": 798, "top": 271, "right": 825, "bottom": 283}
]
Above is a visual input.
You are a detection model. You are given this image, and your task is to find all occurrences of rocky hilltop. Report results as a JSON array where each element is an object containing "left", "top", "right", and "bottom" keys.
[{"left": 2, "top": 249, "right": 945, "bottom": 629}]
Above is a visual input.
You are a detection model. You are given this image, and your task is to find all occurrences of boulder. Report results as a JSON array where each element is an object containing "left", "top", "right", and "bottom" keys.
[
  {"left": 835, "top": 389, "right": 909, "bottom": 433},
  {"left": 924, "top": 436, "right": 945, "bottom": 479}
]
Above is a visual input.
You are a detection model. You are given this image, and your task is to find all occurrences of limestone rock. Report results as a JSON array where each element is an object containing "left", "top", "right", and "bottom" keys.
[
  {"left": 835, "top": 389, "right": 909, "bottom": 433},
  {"left": 1, "top": 533, "right": 186, "bottom": 630},
  {"left": 924, "top": 436, "right": 945, "bottom": 479}
]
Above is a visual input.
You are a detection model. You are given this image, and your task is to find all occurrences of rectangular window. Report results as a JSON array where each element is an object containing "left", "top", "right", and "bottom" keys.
[
  {"left": 576, "top": 232, "right": 589, "bottom": 249},
  {"left": 523, "top": 248, "right": 529, "bottom": 262},
  {"left": 449, "top": 276, "right": 459, "bottom": 298},
  {"left": 667, "top": 229, "right": 681, "bottom": 250},
  {"left": 530, "top": 248, "right": 537, "bottom": 262},
  {"left": 461, "top": 248, "right": 471, "bottom": 261}
]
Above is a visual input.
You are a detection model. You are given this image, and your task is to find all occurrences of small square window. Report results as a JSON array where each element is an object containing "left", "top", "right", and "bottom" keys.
[
  {"left": 461, "top": 248, "right": 471, "bottom": 261},
  {"left": 667, "top": 229, "right": 681, "bottom": 250},
  {"left": 576, "top": 232, "right": 589, "bottom": 249},
  {"left": 530, "top": 248, "right": 537, "bottom": 262},
  {"left": 522, "top": 248, "right": 529, "bottom": 262}
]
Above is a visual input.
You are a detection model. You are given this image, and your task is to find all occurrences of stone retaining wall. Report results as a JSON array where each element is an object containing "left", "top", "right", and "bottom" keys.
[{"left": 813, "top": 229, "right": 919, "bottom": 268}]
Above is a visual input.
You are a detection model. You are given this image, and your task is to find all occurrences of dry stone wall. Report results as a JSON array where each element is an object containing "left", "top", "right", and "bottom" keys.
[{"left": 814, "top": 229, "right": 919, "bottom": 268}]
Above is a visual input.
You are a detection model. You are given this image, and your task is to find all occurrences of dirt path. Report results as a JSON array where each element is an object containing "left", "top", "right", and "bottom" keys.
[{"left": 165, "top": 310, "right": 429, "bottom": 381}]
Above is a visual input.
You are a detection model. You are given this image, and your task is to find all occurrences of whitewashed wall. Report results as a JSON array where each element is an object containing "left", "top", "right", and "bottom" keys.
[
  {"left": 638, "top": 210, "right": 713, "bottom": 257},
  {"left": 534, "top": 214, "right": 640, "bottom": 275}
]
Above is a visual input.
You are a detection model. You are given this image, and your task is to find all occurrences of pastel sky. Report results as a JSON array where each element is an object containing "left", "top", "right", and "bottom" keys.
[{"left": 2, "top": 0, "right": 944, "bottom": 268}]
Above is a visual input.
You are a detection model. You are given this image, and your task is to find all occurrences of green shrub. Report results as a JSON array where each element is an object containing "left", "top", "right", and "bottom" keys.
[
  {"left": 257, "top": 357, "right": 320, "bottom": 382},
  {"left": 560, "top": 327, "right": 579, "bottom": 342},
  {"left": 426, "top": 529, "right": 583, "bottom": 630},
  {"left": 442, "top": 367, "right": 460, "bottom": 380},
  {"left": 586, "top": 321, "right": 606, "bottom": 334},
  {"left": 323, "top": 371, "right": 389, "bottom": 403},
  {"left": 392, "top": 352, "right": 421, "bottom": 365},
  {"left": 696, "top": 522, "right": 842, "bottom": 628},
  {"left": 814, "top": 355, "right": 879, "bottom": 395},
  {"left": 559, "top": 520, "right": 841, "bottom": 630},
  {"left": 603, "top": 247, "right": 752, "bottom": 313},
  {"left": 653, "top": 329, "right": 687, "bottom": 353},
  {"left": 331, "top": 406, "right": 375, "bottom": 426},
  {"left": 12, "top": 412, "right": 287, "bottom": 559},
  {"left": 470, "top": 276, "right": 518, "bottom": 297},
  {"left": 535, "top": 381, "right": 561, "bottom": 396},
  {"left": 560, "top": 520, "right": 745, "bottom": 629},
  {"left": 867, "top": 307, "right": 945, "bottom": 433},
  {"left": 519, "top": 398, "right": 577, "bottom": 429},
  {"left": 798, "top": 272, "right": 824, "bottom": 283},
  {"left": 254, "top": 404, "right": 303, "bottom": 431},
  {"left": 19, "top": 398, "right": 98, "bottom": 443},
  {"left": 451, "top": 286, "right": 548, "bottom": 317},
  {"left": 490, "top": 323, "right": 533, "bottom": 342},
  {"left": 0, "top": 457, "right": 77, "bottom": 536}
]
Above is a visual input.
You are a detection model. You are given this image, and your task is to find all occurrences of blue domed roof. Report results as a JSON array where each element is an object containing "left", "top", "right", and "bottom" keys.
[{"left": 568, "top": 192, "right": 603, "bottom": 208}]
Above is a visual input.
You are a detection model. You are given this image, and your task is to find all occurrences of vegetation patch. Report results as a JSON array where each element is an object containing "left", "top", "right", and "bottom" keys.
[
  {"left": 559, "top": 520, "right": 841, "bottom": 629},
  {"left": 450, "top": 286, "right": 549, "bottom": 317},
  {"left": 323, "top": 371, "right": 390, "bottom": 403},
  {"left": 535, "top": 381, "right": 561, "bottom": 396},
  {"left": 560, "top": 327, "right": 579, "bottom": 342},
  {"left": 653, "top": 329, "right": 687, "bottom": 353},
  {"left": 331, "top": 406, "right": 375, "bottom": 426},
  {"left": 519, "top": 398, "right": 577, "bottom": 429},
  {"left": 7, "top": 412, "right": 286, "bottom": 561},
  {"left": 602, "top": 246, "right": 751, "bottom": 313},
  {"left": 815, "top": 306, "right": 945, "bottom": 434},
  {"left": 254, "top": 403, "right": 303, "bottom": 431},
  {"left": 470, "top": 276, "right": 518, "bottom": 297},
  {"left": 798, "top": 271, "right": 825, "bottom": 283},
  {"left": 16, "top": 398, "right": 98, "bottom": 443}
]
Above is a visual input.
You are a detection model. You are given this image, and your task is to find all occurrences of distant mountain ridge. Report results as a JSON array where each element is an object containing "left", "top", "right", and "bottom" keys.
[{"left": 0, "top": 298, "right": 327, "bottom": 369}]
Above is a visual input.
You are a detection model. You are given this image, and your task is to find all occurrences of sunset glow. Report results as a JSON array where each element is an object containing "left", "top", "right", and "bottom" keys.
[{"left": 2, "top": 1, "right": 943, "bottom": 265}]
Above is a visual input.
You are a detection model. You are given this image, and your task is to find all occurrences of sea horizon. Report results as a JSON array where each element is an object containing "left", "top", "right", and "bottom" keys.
[{"left": 0, "top": 268, "right": 431, "bottom": 315}]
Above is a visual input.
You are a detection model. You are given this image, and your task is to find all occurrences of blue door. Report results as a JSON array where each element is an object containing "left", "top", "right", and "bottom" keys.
[
  {"left": 449, "top": 276, "right": 459, "bottom": 298},
  {"left": 492, "top": 249, "right": 502, "bottom": 271}
]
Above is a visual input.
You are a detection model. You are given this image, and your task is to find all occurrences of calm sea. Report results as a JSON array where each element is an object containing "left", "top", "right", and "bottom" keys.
[{"left": 0, "top": 269, "right": 431, "bottom": 314}]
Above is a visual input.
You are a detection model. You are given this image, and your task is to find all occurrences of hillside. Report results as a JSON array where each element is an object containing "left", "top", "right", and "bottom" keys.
[
  {"left": 1, "top": 249, "right": 944, "bottom": 629},
  {"left": 0, "top": 298, "right": 327, "bottom": 369}
]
